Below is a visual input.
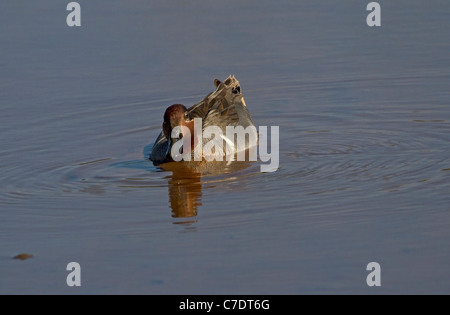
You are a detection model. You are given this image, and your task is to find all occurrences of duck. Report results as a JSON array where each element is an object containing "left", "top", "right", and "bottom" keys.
[{"left": 150, "top": 75, "right": 257, "bottom": 165}]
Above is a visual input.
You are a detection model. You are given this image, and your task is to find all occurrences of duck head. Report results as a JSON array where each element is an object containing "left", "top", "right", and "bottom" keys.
[{"left": 163, "top": 104, "right": 195, "bottom": 157}]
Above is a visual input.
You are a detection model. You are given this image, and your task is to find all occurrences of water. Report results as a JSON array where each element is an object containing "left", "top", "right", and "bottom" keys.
[{"left": 1, "top": 1, "right": 449, "bottom": 294}]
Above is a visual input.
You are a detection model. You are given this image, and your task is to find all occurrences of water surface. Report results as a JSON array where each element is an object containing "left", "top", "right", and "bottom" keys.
[{"left": 0, "top": 1, "right": 449, "bottom": 294}]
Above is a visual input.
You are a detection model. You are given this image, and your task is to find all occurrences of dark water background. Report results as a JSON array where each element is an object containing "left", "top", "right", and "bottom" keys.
[{"left": 0, "top": 1, "right": 449, "bottom": 294}]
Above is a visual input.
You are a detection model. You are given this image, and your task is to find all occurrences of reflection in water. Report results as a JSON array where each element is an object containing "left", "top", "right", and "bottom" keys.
[
  {"left": 164, "top": 164, "right": 202, "bottom": 219},
  {"left": 160, "top": 158, "right": 254, "bottom": 220}
]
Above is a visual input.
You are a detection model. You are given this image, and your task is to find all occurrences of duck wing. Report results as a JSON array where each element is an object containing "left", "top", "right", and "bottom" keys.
[{"left": 187, "top": 75, "right": 255, "bottom": 130}]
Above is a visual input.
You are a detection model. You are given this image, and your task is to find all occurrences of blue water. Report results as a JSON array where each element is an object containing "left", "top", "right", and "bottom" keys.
[{"left": 0, "top": 1, "right": 449, "bottom": 294}]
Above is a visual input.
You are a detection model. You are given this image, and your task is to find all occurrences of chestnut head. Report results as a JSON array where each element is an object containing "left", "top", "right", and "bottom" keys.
[{"left": 163, "top": 104, "right": 190, "bottom": 139}]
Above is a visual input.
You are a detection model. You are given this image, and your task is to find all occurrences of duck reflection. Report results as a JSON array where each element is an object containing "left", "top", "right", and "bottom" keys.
[
  {"left": 159, "top": 159, "right": 254, "bottom": 219},
  {"left": 162, "top": 163, "right": 202, "bottom": 218}
]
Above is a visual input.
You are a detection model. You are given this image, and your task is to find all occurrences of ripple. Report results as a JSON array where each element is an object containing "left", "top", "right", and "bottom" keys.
[{"left": 1, "top": 73, "right": 449, "bottom": 220}]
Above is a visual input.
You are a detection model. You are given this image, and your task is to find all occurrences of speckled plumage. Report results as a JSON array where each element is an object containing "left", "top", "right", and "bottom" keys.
[{"left": 150, "top": 76, "right": 256, "bottom": 164}]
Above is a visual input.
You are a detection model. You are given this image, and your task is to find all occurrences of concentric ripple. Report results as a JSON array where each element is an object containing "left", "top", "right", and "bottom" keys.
[{"left": 1, "top": 73, "right": 449, "bottom": 218}]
